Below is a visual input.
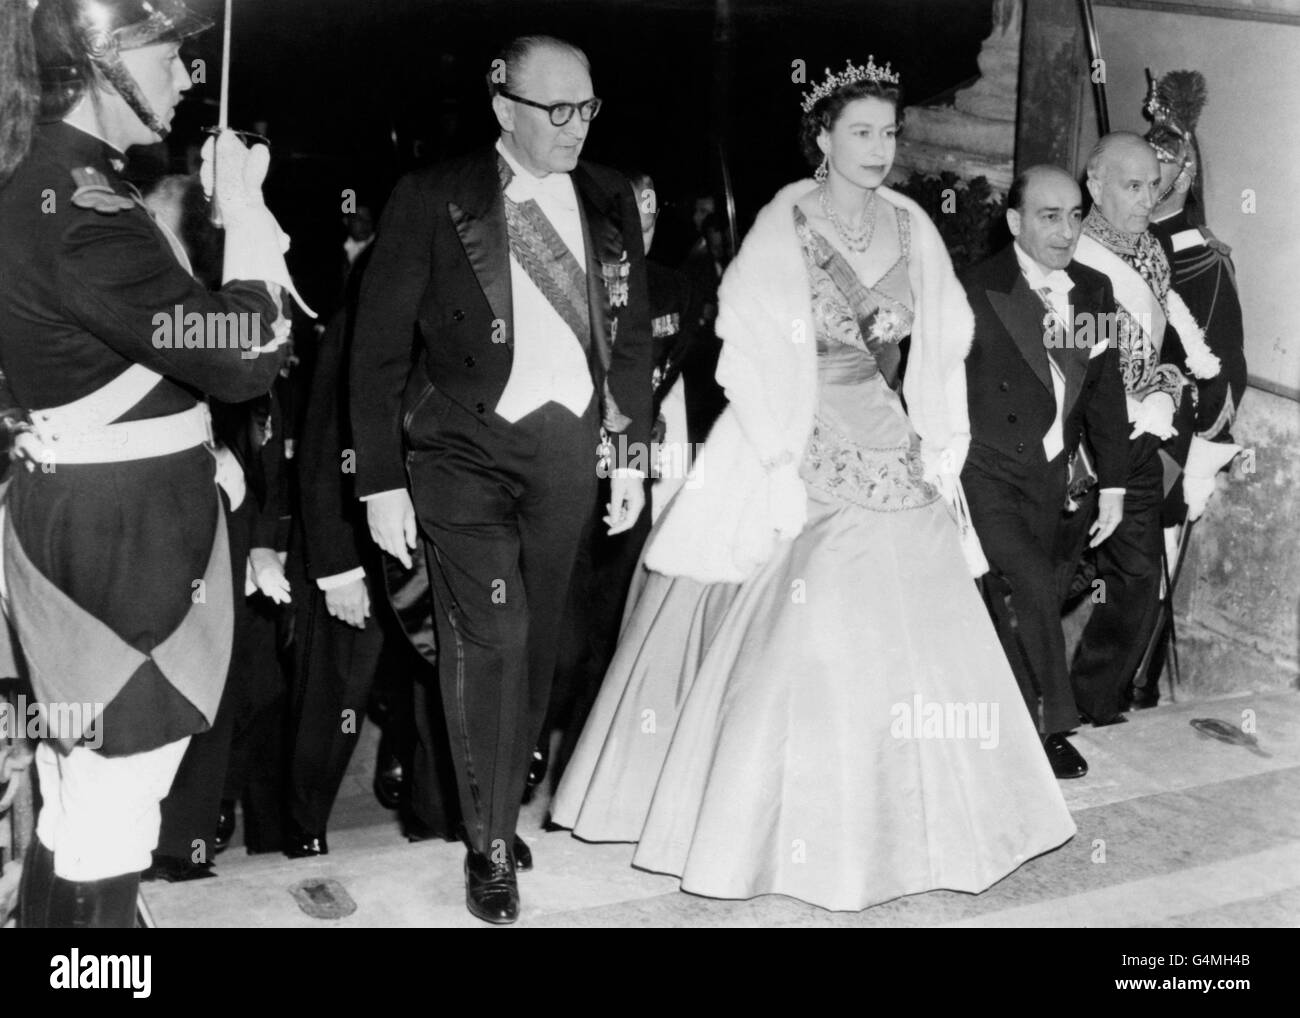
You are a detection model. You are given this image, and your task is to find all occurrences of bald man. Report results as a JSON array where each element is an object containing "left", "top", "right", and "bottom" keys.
[
  {"left": 961, "top": 165, "right": 1129, "bottom": 779},
  {"left": 1067, "top": 133, "right": 1220, "bottom": 724}
]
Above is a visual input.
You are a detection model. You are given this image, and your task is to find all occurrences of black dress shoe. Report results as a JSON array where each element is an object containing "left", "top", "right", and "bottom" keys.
[
  {"left": 373, "top": 738, "right": 404, "bottom": 810},
  {"left": 141, "top": 854, "right": 217, "bottom": 883},
  {"left": 513, "top": 835, "right": 532, "bottom": 872},
  {"left": 214, "top": 799, "right": 236, "bottom": 855},
  {"left": 464, "top": 849, "right": 519, "bottom": 924},
  {"left": 521, "top": 741, "right": 548, "bottom": 804},
  {"left": 1043, "top": 733, "right": 1088, "bottom": 778},
  {"left": 1079, "top": 709, "right": 1130, "bottom": 728},
  {"left": 373, "top": 763, "right": 403, "bottom": 811},
  {"left": 285, "top": 829, "right": 329, "bottom": 859}
]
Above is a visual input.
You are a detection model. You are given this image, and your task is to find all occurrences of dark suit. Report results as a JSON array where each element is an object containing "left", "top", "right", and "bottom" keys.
[
  {"left": 286, "top": 262, "right": 387, "bottom": 838},
  {"left": 350, "top": 146, "right": 652, "bottom": 855},
  {"left": 960, "top": 244, "right": 1129, "bottom": 735}
]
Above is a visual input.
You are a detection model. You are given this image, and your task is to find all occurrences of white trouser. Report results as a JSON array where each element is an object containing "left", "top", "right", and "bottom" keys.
[{"left": 35, "top": 738, "right": 190, "bottom": 880}]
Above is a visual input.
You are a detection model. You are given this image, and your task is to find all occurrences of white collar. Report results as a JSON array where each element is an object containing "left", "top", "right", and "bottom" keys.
[
  {"left": 1014, "top": 242, "right": 1073, "bottom": 296},
  {"left": 495, "top": 138, "right": 576, "bottom": 209}
]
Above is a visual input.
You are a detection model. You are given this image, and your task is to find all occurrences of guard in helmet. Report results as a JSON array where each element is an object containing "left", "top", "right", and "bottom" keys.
[
  {"left": 1131, "top": 69, "right": 1249, "bottom": 708},
  {"left": 0, "top": 0, "right": 307, "bottom": 927},
  {"left": 1144, "top": 69, "right": 1248, "bottom": 524}
]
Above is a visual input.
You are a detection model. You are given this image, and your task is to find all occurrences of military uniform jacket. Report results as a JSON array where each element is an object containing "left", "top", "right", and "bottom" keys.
[
  {"left": 0, "top": 121, "right": 287, "bottom": 755},
  {"left": 1150, "top": 209, "right": 1247, "bottom": 444}
]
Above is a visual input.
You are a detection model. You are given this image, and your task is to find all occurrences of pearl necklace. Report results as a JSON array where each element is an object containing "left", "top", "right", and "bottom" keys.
[{"left": 818, "top": 185, "right": 878, "bottom": 253}]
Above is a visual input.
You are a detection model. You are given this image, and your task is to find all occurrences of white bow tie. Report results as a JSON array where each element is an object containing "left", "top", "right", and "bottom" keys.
[
  {"left": 1028, "top": 267, "right": 1074, "bottom": 297},
  {"left": 506, "top": 169, "right": 576, "bottom": 211}
]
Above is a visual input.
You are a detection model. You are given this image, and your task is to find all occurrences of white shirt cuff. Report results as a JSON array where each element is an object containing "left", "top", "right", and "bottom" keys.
[
  {"left": 360, "top": 488, "right": 405, "bottom": 503},
  {"left": 1099, "top": 487, "right": 1126, "bottom": 496},
  {"left": 317, "top": 567, "right": 366, "bottom": 591}
]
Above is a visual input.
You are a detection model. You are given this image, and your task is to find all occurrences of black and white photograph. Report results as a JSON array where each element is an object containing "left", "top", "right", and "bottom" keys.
[{"left": 0, "top": 0, "right": 1294, "bottom": 968}]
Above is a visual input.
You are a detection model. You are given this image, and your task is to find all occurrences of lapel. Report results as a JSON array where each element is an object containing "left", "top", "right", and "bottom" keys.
[
  {"left": 447, "top": 147, "right": 513, "bottom": 344},
  {"left": 1060, "top": 260, "right": 1107, "bottom": 414},
  {"left": 573, "top": 163, "right": 623, "bottom": 367},
  {"left": 985, "top": 247, "right": 1054, "bottom": 395}
]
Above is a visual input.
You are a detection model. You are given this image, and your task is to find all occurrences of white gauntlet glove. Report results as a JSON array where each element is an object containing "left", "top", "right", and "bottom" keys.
[
  {"left": 1182, "top": 435, "right": 1242, "bottom": 522},
  {"left": 200, "top": 131, "right": 316, "bottom": 318}
]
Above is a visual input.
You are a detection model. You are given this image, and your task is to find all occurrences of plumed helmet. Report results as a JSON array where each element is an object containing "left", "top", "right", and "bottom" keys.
[{"left": 1142, "top": 67, "right": 1209, "bottom": 222}]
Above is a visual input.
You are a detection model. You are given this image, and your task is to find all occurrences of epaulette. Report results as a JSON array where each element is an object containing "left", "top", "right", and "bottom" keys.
[{"left": 70, "top": 166, "right": 137, "bottom": 214}]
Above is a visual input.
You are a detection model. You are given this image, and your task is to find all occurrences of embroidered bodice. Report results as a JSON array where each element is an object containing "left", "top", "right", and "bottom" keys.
[
  {"left": 793, "top": 203, "right": 939, "bottom": 514},
  {"left": 794, "top": 204, "right": 914, "bottom": 373}
]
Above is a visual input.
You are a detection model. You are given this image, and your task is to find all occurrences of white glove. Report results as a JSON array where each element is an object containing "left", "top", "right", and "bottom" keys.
[
  {"left": 212, "top": 443, "right": 246, "bottom": 511},
  {"left": 1182, "top": 436, "right": 1241, "bottom": 522},
  {"left": 11, "top": 430, "right": 48, "bottom": 472},
  {"left": 1183, "top": 474, "right": 1216, "bottom": 522},
  {"left": 199, "top": 130, "right": 271, "bottom": 223},
  {"left": 921, "top": 442, "right": 963, "bottom": 508},
  {"left": 248, "top": 547, "right": 291, "bottom": 604},
  {"left": 200, "top": 131, "right": 316, "bottom": 318},
  {"left": 767, "top": 461, "right": 807, "bottom": 540},
  {"left": 1129, "top": 392, "right": 1178, "bottom": 442}
]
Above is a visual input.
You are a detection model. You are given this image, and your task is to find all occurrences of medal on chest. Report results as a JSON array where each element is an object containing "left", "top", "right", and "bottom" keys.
[{"left": 601, "top": 252, "right": 630, "bottom": 308}]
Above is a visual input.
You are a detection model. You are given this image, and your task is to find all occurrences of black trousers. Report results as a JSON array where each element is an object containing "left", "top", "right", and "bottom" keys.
[
  {"left": 963, "top": 451, "right": 1077, "bottom": 735},
  {"left": 1067, "top": 433, "right": 1167, "bottom": 722},
  {"left": 407, "top": 391, "right": 599, "bottom": 855},
  {"left": 286, "top": 583, "right": 385, "bottom": 836},
  {"left": 221, "top": 593, "right": 287, "bottom": 852}
]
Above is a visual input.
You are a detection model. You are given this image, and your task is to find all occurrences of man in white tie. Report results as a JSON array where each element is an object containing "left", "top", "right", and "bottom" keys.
[
  {"left": 348, "top": 35, "right": 653, "bottom": 923},
  {"left": 1068, "top": 134, "right": 1221, "bottom": 725},
  {"left": 960, "top": 165, "right": 1130, "bottom": 779}
]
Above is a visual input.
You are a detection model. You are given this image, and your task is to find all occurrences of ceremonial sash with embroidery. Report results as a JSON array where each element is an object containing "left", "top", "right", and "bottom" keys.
[
  {"left": 805, "top": 227, "right": 903, "bottom": 390},
  {"left": 498, "top": 158, "right": 591, "bottom": 351}
]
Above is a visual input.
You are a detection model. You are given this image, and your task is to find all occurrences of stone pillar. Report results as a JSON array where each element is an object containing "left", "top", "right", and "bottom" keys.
[
  {"left": 890, "top": 0, "right": 1021, "bottom": 194},
  {"left": 1015, "top": 0, "right": 1092, "bottom": 176}
]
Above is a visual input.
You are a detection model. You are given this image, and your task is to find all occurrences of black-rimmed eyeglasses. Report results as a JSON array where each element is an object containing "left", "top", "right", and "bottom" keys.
[{"left": 499, "top": 89, "right": 602, "bottom": 127}]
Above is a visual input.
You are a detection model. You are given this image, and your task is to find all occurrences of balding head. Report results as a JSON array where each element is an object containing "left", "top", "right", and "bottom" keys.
[
  {"left": 1085, "top": 132, "right": 1161, "bottom": 235},
  {"left": 490, "top": 35, "right": 595, "bottom": 176},
  {"left": 1007, "top": 164, "right": 1083, "bottom": 271}
]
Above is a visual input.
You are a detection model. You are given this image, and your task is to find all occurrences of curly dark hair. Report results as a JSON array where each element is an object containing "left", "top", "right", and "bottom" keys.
[{"left": 799, "top": 78, "right": 904, "bottom": 171}]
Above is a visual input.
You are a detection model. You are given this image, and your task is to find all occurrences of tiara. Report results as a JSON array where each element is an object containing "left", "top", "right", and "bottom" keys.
[{"left": 800, "top": 57, "right": 900, "bottom": 113}]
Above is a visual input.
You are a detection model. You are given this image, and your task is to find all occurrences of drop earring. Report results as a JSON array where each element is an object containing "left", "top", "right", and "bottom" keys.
[{"left": 815, "top": 155, "right": 829, "bottom": 183}]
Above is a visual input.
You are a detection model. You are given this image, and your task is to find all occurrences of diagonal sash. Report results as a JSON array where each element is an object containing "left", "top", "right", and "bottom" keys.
[
  {"left": 803, "top": 220, "right": 903, "bottom": 389},
  {"left": 498, "top": 157, "right": 590, "bottom": 351}
]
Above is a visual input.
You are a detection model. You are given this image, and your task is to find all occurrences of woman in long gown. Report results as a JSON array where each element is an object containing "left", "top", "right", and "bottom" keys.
[{"left": 550, "top": 61, "right": 1076, "bottom": 912}]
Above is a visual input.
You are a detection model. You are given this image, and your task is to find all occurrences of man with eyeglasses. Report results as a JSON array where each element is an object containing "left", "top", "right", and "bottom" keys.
[{"left": 350, "top": 34, "right": 653, "bottom": 924}]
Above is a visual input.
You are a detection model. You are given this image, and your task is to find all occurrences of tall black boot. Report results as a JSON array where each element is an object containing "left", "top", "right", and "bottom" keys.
[
  {"left": 46, "top": 870, "right": 141, "bottom": 929},
  {"left": 18, "top": 839, "right": 56, "bottom": 928}
]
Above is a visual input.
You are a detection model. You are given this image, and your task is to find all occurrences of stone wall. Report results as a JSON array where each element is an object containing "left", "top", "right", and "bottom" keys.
[
  {"left": 1170, "top": 385, "right": 1300, "bottom": 697},
  {"left": 1065, "top": 385, "right": 1300, "bottom": 701}
]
